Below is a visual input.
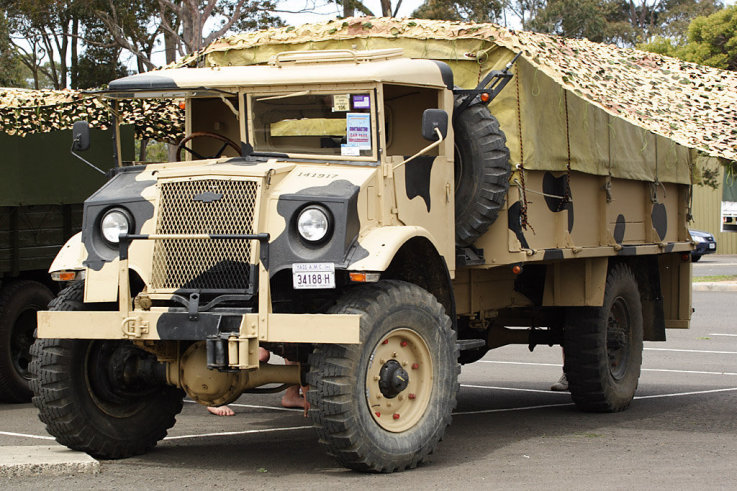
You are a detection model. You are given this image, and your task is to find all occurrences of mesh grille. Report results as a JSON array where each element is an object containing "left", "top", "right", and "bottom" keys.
[{"left": 151, "top": 179, "right": 259, "bottom": 291}]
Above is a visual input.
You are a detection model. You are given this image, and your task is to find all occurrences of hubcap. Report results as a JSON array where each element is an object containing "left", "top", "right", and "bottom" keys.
[
  {"left": 607, "top": 296, "right": 630, "bottom": 380},
  {"left": 366, "top": 328, "right": 433, "bottom": 432}
]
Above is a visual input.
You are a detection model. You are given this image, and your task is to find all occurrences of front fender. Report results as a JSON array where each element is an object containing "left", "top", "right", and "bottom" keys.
[
  {"left": 347, "top": 226, "right": 438, "bottom": 272},
  {"left": 49, "top": 232, "right": 86, "bottom": 273}
]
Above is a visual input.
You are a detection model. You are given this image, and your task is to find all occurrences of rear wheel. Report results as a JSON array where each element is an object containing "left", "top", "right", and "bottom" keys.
[
  {"left": 29, "top": 281, "right": 183, "bottom": 458},
  {"left": 564, "top": 264, "right": 643, "bottom": 412},
  {"left": 307, "top": 280, "right": 459, "bottom": 472},
  {"left": 0, "top": 281, "right": 54, "bottom": 403}
]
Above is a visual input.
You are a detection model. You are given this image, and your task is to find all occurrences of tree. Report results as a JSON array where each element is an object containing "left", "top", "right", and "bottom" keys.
[
  {"left": 641, "top": 5, "right": 737, "bottom": 70},
  {"left": 0, "top": 11, "right": 25, "bottom": 87},
  {"left": 525, "top": 0, "right": 722, "bottom": 47},
  {"left": 529, "top": 0, "right": 612, "bottom": 41},
  {"left": 413, "top": 0, "right": 505, "bottom": 23},
  {"left": 2, "top": 0, "right": 84, "bottom": 89},
  {"left": 75, "top": 19, "right": 129, "bottom": 89}
]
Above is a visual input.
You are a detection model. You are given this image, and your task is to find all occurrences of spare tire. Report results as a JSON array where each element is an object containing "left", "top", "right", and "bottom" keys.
[{"left": 453, "top": 103, "right": 511, "bottom": 246}]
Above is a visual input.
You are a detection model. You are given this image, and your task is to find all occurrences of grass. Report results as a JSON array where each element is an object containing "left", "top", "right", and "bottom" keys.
[{"left": 692, "top": 275, "right": 737, "bottom": 282}]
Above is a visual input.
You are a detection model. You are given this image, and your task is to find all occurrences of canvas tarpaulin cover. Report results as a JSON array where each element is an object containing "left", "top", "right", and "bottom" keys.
[
  {"left": 182, "top": 17, "right": 737, "bottom": 185},
  {"left": 0, "top": 88, "right": 184, "bottom": 143}
]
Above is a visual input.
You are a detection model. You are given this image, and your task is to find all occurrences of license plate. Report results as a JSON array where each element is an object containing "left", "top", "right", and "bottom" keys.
[
  {"left": 292, "top": 263, "right": 336, "bottom": 289},
  {"left": 709, "top": 243, "right": 716, "bottom": 249}
]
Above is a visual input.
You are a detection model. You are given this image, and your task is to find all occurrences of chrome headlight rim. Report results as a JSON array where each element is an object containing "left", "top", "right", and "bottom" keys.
[
  {"left": 100, "top": 207, "right": 133, "bottom": 246},
  {"left": 296, "top": 204, "right": 332, "bottom": 244}
]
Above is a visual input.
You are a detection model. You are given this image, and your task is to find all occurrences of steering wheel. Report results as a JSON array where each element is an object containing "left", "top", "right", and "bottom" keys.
[{"left": 176, "top": 131, "right": 240, "bottom": 161}]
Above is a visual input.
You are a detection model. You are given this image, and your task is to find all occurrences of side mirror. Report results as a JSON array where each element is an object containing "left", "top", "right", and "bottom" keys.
[
  {"left": 421, "top": 109, "right": 448, "bottom": 141},
  {"left": 72, "top": 120, "right": 90, "bottom": 151}
]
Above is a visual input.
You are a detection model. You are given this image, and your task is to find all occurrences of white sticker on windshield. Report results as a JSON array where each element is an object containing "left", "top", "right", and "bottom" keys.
[
  {"left": 346, "top": 113, "right": 371, "bottom": 150},
  {"left": 341, "top": 145, "right": 361, "bottom": 156},
  {"left": 332, "top": 94, "right": 350, "bottom": 112}
]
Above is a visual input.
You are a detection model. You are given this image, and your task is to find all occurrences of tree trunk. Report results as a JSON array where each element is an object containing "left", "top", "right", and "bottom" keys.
[
  {"left": 380, "top": 0, "right": 392, "bottom": 17},
  {"left": 70, "top": 17, "right": 78, "bottom": 89},
  {"left": 343, "top": 0, "right": 355, "bottom": 17}
]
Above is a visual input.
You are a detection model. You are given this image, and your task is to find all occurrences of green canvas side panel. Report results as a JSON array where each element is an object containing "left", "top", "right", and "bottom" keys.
[
  {"left": 0, "top": 126, "right": 134, "bottom": 206},
  {"left": 608, "top": 116, "right": 655, "bottom": 182},
  {"left": 656, "top": 135, "right": 691, "bottom": 184},
  {"left": 567, "top": 91, "right": 610, "bottom": 177},
  {"left": 509, "top": 59, "right": 568, "bottom": 173}
]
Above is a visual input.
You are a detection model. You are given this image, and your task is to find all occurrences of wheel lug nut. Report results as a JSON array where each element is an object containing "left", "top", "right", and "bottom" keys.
[
  {"left": 401, "top": 341, "right": 407, "bottom": 347},
  {"left": 392, "top": 352, "right": 397, "bottom": 358},
  {"left": 408, "top": 393, "right": 416, "bottom": 399},
  {"left": 393, "top": 413, "right": 400, "bottom": 420},
  {"left": 375, "top": 412, "right": 381, "bottom": 417},
  {"left": 379, "top": 359, "right": 385, "bottom": 364},
  {"left": 402, "top": 361, "right": 408, "bottom": 366},
  {"left": 412, "top": 363, "right": 419, "bottom": 369},
  {"left": 382, "top": 339, "right": 389, "bottom": 345}
]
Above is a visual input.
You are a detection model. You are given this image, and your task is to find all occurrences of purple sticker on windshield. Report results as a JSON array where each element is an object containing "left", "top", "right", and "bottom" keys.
[{"left": 352, "top": 94, "right": 370, "bottom": 109}]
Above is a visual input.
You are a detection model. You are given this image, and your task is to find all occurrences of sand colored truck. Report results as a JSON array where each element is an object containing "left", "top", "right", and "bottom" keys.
[{"left": 29, "top": 38, "right": 706, "bottom": 472}]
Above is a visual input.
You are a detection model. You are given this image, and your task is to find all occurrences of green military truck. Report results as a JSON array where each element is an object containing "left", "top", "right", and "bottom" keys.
[
  {"left": 0, "top": 88, "right": 138, "bottom": 402},
  {"left": 28, "top": 18, "right": 734, "bottom": 472}
]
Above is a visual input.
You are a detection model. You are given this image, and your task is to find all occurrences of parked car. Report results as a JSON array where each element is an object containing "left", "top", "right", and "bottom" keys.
[{"left": 689, "top": 229, "right": 717, "bottom": 262}]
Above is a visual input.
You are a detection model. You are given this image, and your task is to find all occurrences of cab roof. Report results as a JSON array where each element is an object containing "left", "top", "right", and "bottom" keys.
[{"left": 105, "top": 50, "right": 453, "bottom": 97}]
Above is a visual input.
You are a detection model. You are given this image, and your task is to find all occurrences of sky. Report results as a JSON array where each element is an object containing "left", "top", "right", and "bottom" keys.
[{"left": 276, "top": 0, "right": 426, "bottom": 26}]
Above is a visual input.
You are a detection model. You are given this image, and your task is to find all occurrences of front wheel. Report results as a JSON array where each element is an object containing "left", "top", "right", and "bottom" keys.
[
  {"left": 564, "top": 263, "right": 643, "bottom": 412},
  {"left": 29, "top": 281, "right": 183, "bottom": 458},
  {"left": 307, "top": 280, "right": 459, "bottom": 472}
]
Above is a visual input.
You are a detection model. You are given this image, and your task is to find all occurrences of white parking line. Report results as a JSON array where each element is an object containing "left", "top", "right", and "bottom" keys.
[
  {"left": 0, "top": 431, "right": 54, "bottom": 440},
  {"left": 709, "top": 333, "right": 737, "bottom": 337},
  {"left": 643, "top": 368, "right": 737, "bottom": 376},
  {"left": 455, "top": 402, "right": 574, "bottom": 416},
  {"left": 461, "top": 384, "right": 567, "bottom": 395},
  {"left": 183, "top": 399, "right": 302, "bottom": 413},
  {"left": 645, "top": 347, "right": 737, "bottom": 354},
  {"left": 634, "top": 387, "right": 737, "bottom": 400},
  {"left": 479, "top": 360, "right": 560, "bottom": 367},
  {"left": 165, "top": 425, "right": 311, "bottom": 441},
  {"left": 480, "top": 360, "right": 737, "bottom": 376}
]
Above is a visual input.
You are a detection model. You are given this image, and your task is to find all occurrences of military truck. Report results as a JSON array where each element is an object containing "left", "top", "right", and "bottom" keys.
[
  {"left": 0, "top": 89, "right": 136, "bottom": 402},
  {"left": 30, "top": 45, "right": 696, "bottom": 472}
]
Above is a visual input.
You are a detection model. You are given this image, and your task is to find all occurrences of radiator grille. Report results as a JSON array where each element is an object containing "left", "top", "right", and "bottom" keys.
[{"left": 151, "top": 178, "right": 259, "bottom": 291}]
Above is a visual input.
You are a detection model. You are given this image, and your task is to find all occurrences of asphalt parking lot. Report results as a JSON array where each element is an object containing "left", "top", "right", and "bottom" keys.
[{"left": 2, "top": 257, "right": 736, "bottom": 488}]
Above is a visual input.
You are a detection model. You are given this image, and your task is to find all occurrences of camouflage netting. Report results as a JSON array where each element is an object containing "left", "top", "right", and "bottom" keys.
[
  {"left": 184, "top": 16, "right": 736, "bottom": 169},
  {"left": 0, "top": 88, "right": 184, "bottom": 143}
]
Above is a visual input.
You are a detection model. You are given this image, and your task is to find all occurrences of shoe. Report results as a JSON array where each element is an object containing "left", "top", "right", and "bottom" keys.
[{"left": 550, "top": 373, "right": 568, "bottom": 391}]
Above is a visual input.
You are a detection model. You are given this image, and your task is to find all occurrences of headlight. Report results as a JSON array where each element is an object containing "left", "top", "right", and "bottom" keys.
[
  {"left": 692, "top": 235, "right": 705, "bottom": 243},
  {"left": 297, "top": 206, "right": 330, "bottom": 243},
  {"left": 100, "top": 208, "right": 132, "bottom": 244}
]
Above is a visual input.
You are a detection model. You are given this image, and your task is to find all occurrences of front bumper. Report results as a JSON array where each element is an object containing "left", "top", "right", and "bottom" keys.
[
  {"left": 37, "top": 310, "right": 359, "bottom": 344},
  {"left": 38, "top": 232, "right": 360, "bottom": 365}
]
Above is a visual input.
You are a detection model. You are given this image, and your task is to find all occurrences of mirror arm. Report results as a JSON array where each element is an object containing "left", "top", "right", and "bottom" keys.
[
  {"left": 393, "top": 127, "right": 445, "bottom": 170},
  {"left": 70, "top": 143, "right": 106, "bottom": 175}
]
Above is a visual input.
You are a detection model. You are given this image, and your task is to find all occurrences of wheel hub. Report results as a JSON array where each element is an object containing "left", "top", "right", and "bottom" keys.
[
  {"left": 607, "top": 297, "right": 631, "bottom": 379},
  {"left": 378, "top": 360, "right": 409, "bottom": 398},
  {"left": 365, "top": 328, "right": 433, "bottom": 433}
]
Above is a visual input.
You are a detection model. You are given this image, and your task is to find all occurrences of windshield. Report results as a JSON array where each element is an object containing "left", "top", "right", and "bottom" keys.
[{"left": 250, "top": 91, "right": 375, "bottom": 159}]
